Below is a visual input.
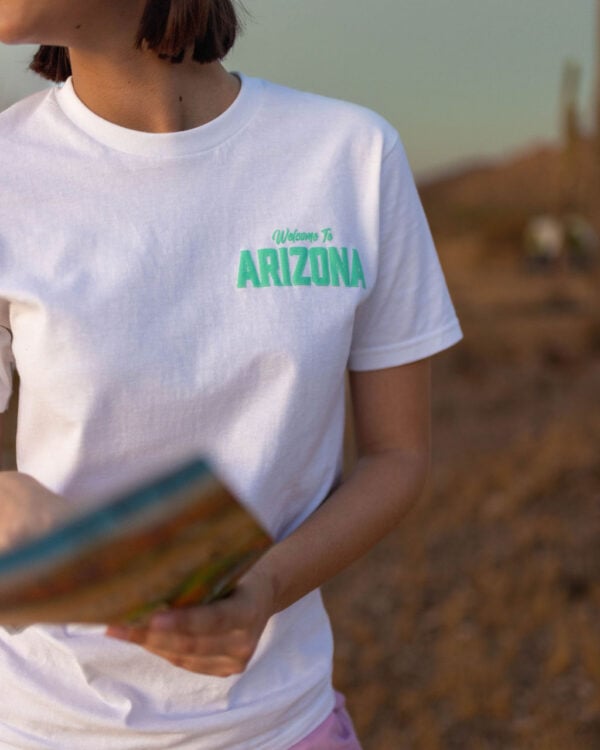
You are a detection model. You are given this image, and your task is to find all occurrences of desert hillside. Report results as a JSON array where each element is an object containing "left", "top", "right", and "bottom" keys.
[
  {"left": 420, "top": 135, "right": 597, "bottom": 257},
  {"left": 325, "top": 138, "right": 600, "bottom": 749}
]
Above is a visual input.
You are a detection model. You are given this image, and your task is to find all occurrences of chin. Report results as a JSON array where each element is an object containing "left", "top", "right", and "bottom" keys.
[
  {"left": 0, "top": 25, "right": 36, "bottom": 45},
  {"left": 0, "top": 11, "right": 50, "bottom": 46}
]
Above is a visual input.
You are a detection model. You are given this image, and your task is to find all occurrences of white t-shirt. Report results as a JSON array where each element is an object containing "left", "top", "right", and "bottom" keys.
[{"left": 0, "top": 73, "right": 462, "bottom": 749}]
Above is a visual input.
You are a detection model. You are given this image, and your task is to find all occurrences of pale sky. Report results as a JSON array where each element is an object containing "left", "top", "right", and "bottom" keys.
[{"left": 0, "top": 1, "right": 595, "bottom": 178}]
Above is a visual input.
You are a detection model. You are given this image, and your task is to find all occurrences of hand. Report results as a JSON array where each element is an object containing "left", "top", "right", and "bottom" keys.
[
  {"left": 0, "top": 471, "right": 70, "bottom": 552},
  {"left": 105, "top": 564, "right": 277, "bottom": 676}
]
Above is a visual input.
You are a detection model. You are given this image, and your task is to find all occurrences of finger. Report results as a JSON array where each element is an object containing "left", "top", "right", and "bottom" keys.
[
  {"left": 105, "top": 624, "right": 148, "bottom": 643},
  {"left": 106, "top": 625, "right": 198, "bottom": 653},
  {"left": 149, "top": 600, "right": 238, "bottom": 636},
  {"left": 107, "top": 622, "right": 254, "bottom": 662},
  {"left": 141, "top": 646, "right": 247, "bottom": 676},
  {"left": 150, "top": 628, "right": 255, "bottom": 660}
]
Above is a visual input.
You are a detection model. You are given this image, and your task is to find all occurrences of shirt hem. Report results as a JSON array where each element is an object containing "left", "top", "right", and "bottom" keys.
[
  {"left": 348, "top": 318, "right": 463, "bottom": 371},
  {"left": 251, "top": 684, "right": 336, "bottom": 750},
  {"left": 0, "top": 683, "right": 336, "bottom": 750}
]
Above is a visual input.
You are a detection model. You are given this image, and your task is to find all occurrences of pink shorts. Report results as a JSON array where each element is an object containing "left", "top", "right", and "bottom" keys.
[{"left": 288, "top": 692, "right": 362, "bottom": 750}]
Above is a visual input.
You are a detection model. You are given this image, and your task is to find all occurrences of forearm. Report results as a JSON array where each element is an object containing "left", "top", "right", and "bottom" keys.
[
  {"left": 250, "top": 447, "right": 429, "bottom": 614},
  {"left": 0, "top": 471, "right": 70, "bottom": 551}
]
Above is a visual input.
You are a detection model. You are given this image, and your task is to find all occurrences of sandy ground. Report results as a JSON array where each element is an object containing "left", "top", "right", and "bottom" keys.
[{"left": 324, "top": 236, "right": 600, "bottom": 748}]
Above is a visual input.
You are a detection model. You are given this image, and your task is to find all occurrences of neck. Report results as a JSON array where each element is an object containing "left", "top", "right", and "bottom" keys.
[{"left": 68, "top": 47, "right": 240, "bottom": 133}]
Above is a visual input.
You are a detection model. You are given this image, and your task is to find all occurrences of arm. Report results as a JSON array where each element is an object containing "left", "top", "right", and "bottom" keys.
[
  {"left": 108, "top": 359, "right": 431, "bottom": 674},
  {"left": 0, "top": 411, "right": 70, "bottom": 551},
  {"left": 251, "top": 358, "right": 430, "bottom": 612}
]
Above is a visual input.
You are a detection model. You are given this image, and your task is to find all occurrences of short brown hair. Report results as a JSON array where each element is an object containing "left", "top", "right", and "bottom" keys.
[{"left": 30, "top": 0, "right": 241, "bottom": 82}]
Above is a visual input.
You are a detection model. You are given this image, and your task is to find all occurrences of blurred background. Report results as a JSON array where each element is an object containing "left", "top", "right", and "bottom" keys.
[{"left": 2, "top": 1, "right": 600, "bottom": 747}]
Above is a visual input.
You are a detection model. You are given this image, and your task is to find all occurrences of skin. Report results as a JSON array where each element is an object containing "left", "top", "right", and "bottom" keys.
[
  {"left": 0, "top": 0, "right": 240, "bottom": 132},
  {"left": 0, "top": 1, "right": 432, "bottom": 677}
]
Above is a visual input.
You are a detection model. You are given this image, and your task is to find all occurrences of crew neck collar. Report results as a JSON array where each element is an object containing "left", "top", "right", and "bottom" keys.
[{"left": 54, "top": 72, "right": 263, "bottom": 157}]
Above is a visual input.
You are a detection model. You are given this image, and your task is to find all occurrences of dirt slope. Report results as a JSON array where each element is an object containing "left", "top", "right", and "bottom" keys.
[{"left": 324, "top": 141, "right": 600, "bottom": 749}]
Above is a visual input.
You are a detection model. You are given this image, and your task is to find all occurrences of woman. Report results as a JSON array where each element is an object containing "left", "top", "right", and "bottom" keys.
[{"left": 0, "top": 1, "right": 462, "bottom": 747}]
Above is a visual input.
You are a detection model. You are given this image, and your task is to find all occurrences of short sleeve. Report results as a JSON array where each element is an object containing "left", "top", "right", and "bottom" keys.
[
  {"left": 0, "top": 311, "right": 14, "bottom": 413},
  {"left": 348, "top": 137, "right": 462, "bottom": 371}
]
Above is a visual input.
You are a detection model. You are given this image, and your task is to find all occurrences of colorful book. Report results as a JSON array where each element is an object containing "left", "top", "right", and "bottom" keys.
[{"left": 0, "top": 458, "right": 272, "bottom": 627}]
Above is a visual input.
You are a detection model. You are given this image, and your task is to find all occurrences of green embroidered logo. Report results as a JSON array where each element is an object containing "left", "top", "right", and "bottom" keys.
[{"left": 237, "top": 228, "right": 367, "bottom": 289}]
